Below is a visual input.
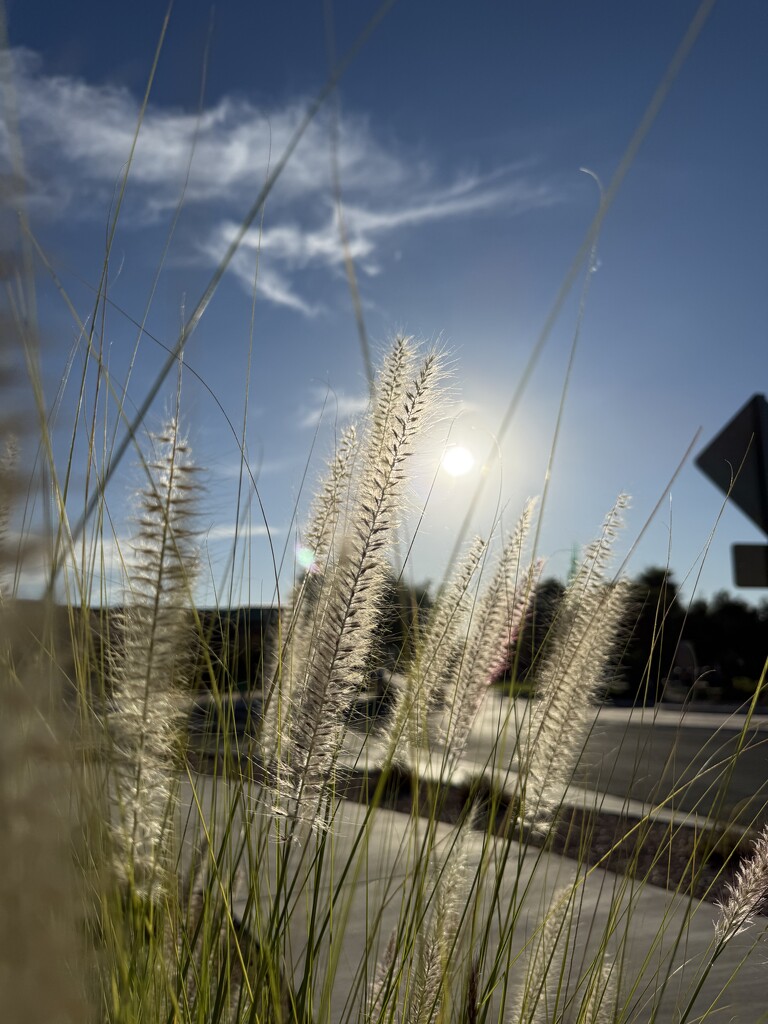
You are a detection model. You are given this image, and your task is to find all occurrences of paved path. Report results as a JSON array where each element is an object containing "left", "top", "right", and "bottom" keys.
[{"left": 177, "top": 766, "right": 768, "bottom": 1024}]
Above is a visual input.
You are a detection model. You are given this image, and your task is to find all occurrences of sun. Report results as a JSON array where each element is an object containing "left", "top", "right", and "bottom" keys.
[{"left": 441, "top": 445, "right": 475, "bottom": 477}]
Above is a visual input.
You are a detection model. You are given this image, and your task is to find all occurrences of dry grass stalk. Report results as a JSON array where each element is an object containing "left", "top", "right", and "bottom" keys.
[
  {"left": 714, "top": 822, "right": 768, "bottom": 946},
  {"left": 108, "top": 417, "right": 200, "bottom": 897},
  {"left": 520, "top": 495, "right": 630, "bottom": 825},
  {"left": 273, "top": 337, "right": 443, "bottom": 827},
  {"left": 440, "top": 500, "right": 540, "bottom": 765}
]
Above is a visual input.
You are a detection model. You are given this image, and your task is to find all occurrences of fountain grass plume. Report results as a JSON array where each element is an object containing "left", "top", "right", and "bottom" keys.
[
  {"left": 511, "top": 881, "right": 618, "bottom": 1024},
  {"left": 440, "top": 498, "right": 540, "bottom": 765},
  {"left": 519, "top": 494, "right": 630, "bottom": 826},
  {"left": 262, "top": 423, "right": 358, "bottom": 765},
  {"left": 108, "top": 417, "right": 200, "bottom": 898},
  {"left": 274, "top": 337, "right": 444, "bottom": 826},
  {"left": 366, "top": 930, "right": 397, "bottom": 1024},
  {"left": 387, "top": 533, "right": 487, "bottom": 761},
  {"left": 510, "top": 884, "right": 576, "bottom": 1024},
  {"left": 714, "top": 821, "right": 768, "bottom": 947},
  {"left": 581, "top": 959, "right": 618, "bottom": 1024},
  {"left": 404, "top": 845, "right": 467, "bottom": 1024},
  {"left": 301, "top": 424, "right": 360, "bottom": 569},
  {"left": 377, "top": 813, "right": 474, "bottom": 1024}
]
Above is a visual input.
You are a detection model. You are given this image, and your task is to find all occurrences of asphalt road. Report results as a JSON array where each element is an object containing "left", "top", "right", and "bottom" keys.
[
  {"left": 575, "top": 714, "right": 768, "bottom": 827},
  {"left": 464, "top": 696, "right": 768, "bottom": 828}
]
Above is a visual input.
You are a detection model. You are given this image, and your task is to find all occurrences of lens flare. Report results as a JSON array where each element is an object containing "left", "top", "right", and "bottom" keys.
[{"left": 296, "top": 545, "right": 317, "bottom": 571}]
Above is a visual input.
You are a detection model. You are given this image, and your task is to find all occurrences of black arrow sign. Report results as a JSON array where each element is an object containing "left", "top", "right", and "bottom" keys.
[{"left": 696, "top": 393, "right": 768, "bottom": 536}]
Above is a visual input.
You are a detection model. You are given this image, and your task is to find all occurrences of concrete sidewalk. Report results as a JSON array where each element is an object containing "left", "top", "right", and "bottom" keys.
[{"left": 177, "top": 771, "right": 768, "bottom": 1024}]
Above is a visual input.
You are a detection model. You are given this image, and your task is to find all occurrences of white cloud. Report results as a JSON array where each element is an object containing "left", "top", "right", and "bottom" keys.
[
  {"left": 3, "top": 48, "right": 560, "bottom": 315},
  {"left": 296, "top": 386, "right": 370, "bottom": 429},
  {"left": 9, "top": 530, "right": 129, "bottom": 602},
  {"left": 205, "top": 523, "right": 279, "bottom": 542},
  {"left": 1, "top": 47, "right": 408, "bottom": 218},
  {"left": 203, "top": 168, "right": 554, "bottom": 315},
  {"left": 211, "top": 457, "right": 294, "bottom": 480},
  {"left": 220, "top": 250, "right": 324, "bottom": 317},
  {"left": 208, "top": 170, "right": 552, "bottom": 271}
]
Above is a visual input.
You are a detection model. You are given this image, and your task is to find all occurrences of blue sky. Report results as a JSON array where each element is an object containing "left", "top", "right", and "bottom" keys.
[{"left": 3, "top": 0, "right": 767, "bottom": 607}]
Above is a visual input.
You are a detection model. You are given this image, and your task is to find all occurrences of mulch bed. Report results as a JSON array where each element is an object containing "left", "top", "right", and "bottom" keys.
[{"left": 335, "top": 765, "right": 755, "bottom": 906}]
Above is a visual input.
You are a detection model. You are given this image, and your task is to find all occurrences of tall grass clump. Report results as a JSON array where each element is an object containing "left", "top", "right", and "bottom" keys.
[
  {"left": 2, "top": 321, "right": 768, "bottom": 1024},
  {"left": 4, "top": 299, "right": 768, "bottom": 1024},
  {"left": 3, "top": 10, "right": 768, "bottom": 1018}
]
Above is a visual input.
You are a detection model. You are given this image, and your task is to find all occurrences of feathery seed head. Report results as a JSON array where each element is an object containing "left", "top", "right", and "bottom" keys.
[
  {"left": 511, "top": 884, "right": 576, "bottom": 1024},
  {"left": 386, "top": 534, "right": 487, "bottom": 763},
  {"left": 367, "top": 929, "right": 398, "bottom": 1024},
  {"left": 581, "top": 957, "right": 618, "bottom": 1024},
  {"left": 405, "top": 816, "right": 472, "bottom": 1024},
  {"left": 715, "top": 823, "right": 768, "bottom": 946},
  {"left": 108, "top": 417, "right": 200, "bottom": 897},
  {"left": 272, "top": 337, "right": 445, "bottom": 828},
  {"left": 520, "top": 495, "right": 630, "bottom": 825},
  {"left": 439, "top": 500, "right": 539, "bottom": 763}
]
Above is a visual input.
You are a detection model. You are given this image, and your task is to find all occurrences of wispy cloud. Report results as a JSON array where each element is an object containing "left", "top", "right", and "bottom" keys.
[
  {"left": 10, "top": 531, "right": 128, "bottom": 601},
  {"left": 211, "top": 456, "right": 295, "bottom": 481},
  {"left": 201, "top": 169, "right": 552, "bottom": 313},
  {"left": 1, "top": 48, "right": 406, "bottom": 218},
  {"left": 205, "top": 523, "right": 280, "bottom": 542},
  {"left": 3, "top": 48, "right": 560, "bottom": 315},
  {"left": 296, "top": 386, "right": 370, "bottom": 429}
]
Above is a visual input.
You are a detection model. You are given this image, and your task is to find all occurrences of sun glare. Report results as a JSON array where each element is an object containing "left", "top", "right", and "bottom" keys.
[{"left": 441, "top": 445, "right": 475, "bottom": 477}]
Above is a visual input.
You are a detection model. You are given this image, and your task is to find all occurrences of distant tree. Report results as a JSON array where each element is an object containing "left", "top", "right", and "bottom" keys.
[
  {"left": 499, "top": 576, "right": 566, "bottom": 692},
  {"left": 617, "top": 567, "right": 686, "bottom": 703},
  {"left": 494, "top": 562, "right": 766, "bottom": 706},
  {"left": 193, "top": 607, "right": 279, "bottom": 692},
  {"left": 686, "top": 591, "right": 766, "bottom": 688}
]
